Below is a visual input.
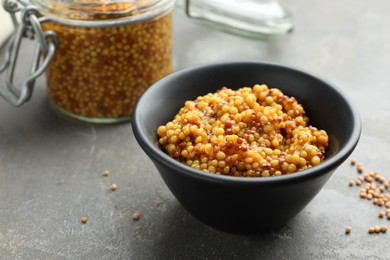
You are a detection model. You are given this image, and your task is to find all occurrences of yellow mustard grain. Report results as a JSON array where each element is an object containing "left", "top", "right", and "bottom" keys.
[
  {"left": 351, "top": 158, "right": 357, "bottom": 165},
  {"left": 111, "top": 183, "right": 118, "bottom": 191},
  {"left": 381, "top": 225, "right": 388, "bottom": 233},
  {"left": 345, "top": 226, "right": 352, "bottom": 234},
  {"left": 357, "top": 163, "right": 364, "bottom": 173},
  {"left": 374, "top": 226, "right": 381, "bottom": 233},
  {"left": 133, "top": 212, "right": 140, "bottom": 220}
]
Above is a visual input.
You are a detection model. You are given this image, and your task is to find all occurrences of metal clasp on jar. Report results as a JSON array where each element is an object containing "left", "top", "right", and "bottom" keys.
[{"left": 0, "top": 0, "right": 59, "bottom": 106}]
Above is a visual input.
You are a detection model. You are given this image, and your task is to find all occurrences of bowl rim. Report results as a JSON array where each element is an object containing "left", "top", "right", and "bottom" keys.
[{"left": 132, "top": 61, "right": 362, "bottom": 184}]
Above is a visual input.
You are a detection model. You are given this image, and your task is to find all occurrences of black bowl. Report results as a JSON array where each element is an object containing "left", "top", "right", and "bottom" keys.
[{"left": 132, "top": 61, "right": 361, "bottom": 233}]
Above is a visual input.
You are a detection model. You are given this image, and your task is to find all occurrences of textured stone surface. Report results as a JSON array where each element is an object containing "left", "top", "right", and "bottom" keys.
[{"left": 1, "top": 0, "right": 390, "bottom": 259}]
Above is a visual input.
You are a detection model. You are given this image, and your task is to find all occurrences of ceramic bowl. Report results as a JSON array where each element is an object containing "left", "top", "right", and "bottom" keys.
[{"left": 132, "top": 61, "right": 361, "bottom": 233}]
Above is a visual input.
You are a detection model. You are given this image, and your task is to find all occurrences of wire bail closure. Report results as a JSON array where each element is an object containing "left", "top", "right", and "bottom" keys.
[{"left": 0, "top": 0, "right": 59, "bottom": 106}]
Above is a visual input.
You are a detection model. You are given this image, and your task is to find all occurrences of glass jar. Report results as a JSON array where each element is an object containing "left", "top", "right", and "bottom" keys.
[
  {"left": 4, "top": 0, "right": 175, "bottom": 123},
  {"left": 176, "top": 0, "right": 293, "bottom": 40}
]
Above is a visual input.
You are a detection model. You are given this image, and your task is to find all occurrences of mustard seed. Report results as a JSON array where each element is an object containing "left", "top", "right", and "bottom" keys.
[
  {"left": 111, "top": 183, "right": 118, "bottom": 191},
  {"left": 368, "top": 227, "right": 375, "bottom": 234},
  {"left": 133, "top": 212, "right": 140, "bottom": 220},
  {"left": 81, "top": 216, "right": 88, "bottom": 224},
  {"left": 357, "top": 163, "right": 364, "bottom": 173},
  {"left": 102, "top": 170, "right": 110, "bottom": 177},
  {"left": 351, "top": 158, "right": 357, "bottom": 165},
  {"left": 375, "top": 226, "right": 381, "bottom": 233},
  {"left": 345, "top": 226, "right": 352, "bottom": 234},
  {"left": 379, "top": 212, "right": 385, "bottom": 218},
  {"left": 365, "top": 176, "right": 373, "bottom": 183},
  {"left": 348, "top": 180, "right": 355, "bottom": 187},
  {"left": 381, "top": 225, "right": 388, "bottom": 233}
]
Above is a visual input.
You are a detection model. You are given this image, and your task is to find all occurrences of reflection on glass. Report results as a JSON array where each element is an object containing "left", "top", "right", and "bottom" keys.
[{"left": 177, "top": 0, "right": 293, "bottom": 40}]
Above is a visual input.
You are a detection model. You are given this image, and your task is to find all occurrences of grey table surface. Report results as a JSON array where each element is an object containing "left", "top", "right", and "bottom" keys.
[{"left": 1, "top": 0, "right": 390, "bottom": 259}]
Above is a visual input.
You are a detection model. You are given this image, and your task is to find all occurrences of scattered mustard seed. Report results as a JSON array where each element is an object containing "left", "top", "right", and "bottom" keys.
[
  {"left": 102, "top": 170, "right": 110, "bottom": 177},
  {"left": 374, "top": 226, "right": 381, "bottom": 233},
  {"left": 351, "top": 158, "right": 357, "bottom": 165},
  {"left": 345, "top": 226, "right": 352, "bottom": 234},
  {"left": 348, "top": 158, "right": 390, "bottom": 235},
  {"left": 377, "top": 176, "right": 385, "bottom": 184},
  {"left": 81, "top": 216, "right": 88, "bottom": 224},
  {"left": 357, "top": 163, "right": 364, "bottom": 173},
  {"left": 133, "top": 212, "right": 140, "bottom": 220},
  {"left": 381, "top": 225, "right": 388, "bottom": 233},
  {"left": 111, "top": 183, "right": 118, "bottom": 191},
  {"left": 365, "top": 176, "right": 373, "bottom": 183}
]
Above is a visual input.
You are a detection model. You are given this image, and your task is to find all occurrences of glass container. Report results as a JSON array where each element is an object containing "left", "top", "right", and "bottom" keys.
[
  {"left": 176, "top": 0, "right": 293, "bottom": 40},
  {"left": 1, "top": 0, "right": 175, "bottom": 123}
]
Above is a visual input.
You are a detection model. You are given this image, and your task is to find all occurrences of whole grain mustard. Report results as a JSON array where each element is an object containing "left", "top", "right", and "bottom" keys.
[{"left": 157, "top": 84, "right": 329, "bottom": 177}]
